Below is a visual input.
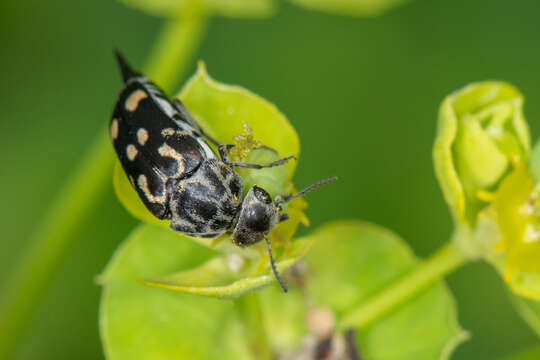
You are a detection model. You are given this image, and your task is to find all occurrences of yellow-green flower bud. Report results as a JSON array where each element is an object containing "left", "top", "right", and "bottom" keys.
[
  {"left": 432, "top": 82, "right": 540, "bottom": 299},
  {"left": 434, "top": 82, "right": 530, "bottom": 228}
]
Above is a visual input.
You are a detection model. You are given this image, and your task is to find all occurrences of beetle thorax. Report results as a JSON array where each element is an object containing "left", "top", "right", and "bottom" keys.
[{"left": 169, "top": 159, "right": 243, "bottom": 238}]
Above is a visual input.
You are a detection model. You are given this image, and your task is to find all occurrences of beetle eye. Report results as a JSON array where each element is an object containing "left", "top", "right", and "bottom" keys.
[
  {"left": 245, "top": 206, "right": 271, "bottom": 232},
  {"left": 253, "top": 186, "right": 272, "bottom": 204}
]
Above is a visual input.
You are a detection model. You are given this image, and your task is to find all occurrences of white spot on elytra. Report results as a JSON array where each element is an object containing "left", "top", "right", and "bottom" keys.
[
  {"left": 161, "top": 128, "right": 175, "bottom": 137},
  {"left": 227, "top": 106, "right": 235, "bottom": 115},
  {"left": 138, "top": 174, "right": 166, "bottom": 203},
  {"left": 137, "top": 128, "right": 149, "bottom": 146},
  {"left": 126, "top": 144, "right": 138, "bottom": 161},
  {"left": 110, "top": 119, "right": 119, "bottom": 140},
  {"left": 125, "top": 89, "right": 148, "bottom": 112},
  {"left": 158, "top": 144, "right": 185, "bottom": 176}
]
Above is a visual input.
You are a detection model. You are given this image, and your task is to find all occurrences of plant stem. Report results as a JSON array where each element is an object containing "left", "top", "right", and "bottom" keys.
[
  {"left": 0, "top": 133, "right": 114, "bottom": 360},
  {"left": 234, "top": 293, "right": 273, "bottom": 360},
  {"left": 145, "top": 3, "right": 207, "bottom": 92},
  {"left": 339, "top": 241, "right": 468, "bottom": 330},
  {"left": 0, "top": 13, "right": 208, "bottom": 360}
]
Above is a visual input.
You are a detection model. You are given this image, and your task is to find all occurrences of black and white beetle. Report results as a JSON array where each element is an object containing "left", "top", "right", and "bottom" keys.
[{"left": 111, "top": 51, "right": 336, "bottom": 292}]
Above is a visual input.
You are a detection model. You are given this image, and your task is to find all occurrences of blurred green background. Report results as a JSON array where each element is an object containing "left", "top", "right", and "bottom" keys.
[{"left": 1, "top": 0, "right": 540, "bottom": 358}]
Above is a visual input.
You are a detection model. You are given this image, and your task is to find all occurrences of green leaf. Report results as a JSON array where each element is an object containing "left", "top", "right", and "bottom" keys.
[
  {"left": 179, "top": 62, "right": 299, "bottom": 180},
  {"left": 113, "top": 61, "right": 300, "bottom": 226},
  {"left": 98, "top": 224, "right": 217, "bottom": 284},
  {"left": 236, "top": 148, "right": 288, "bottom": 198},
  {"left": 510, "top": 294, "right": 540, "bottom": 336},
  {"left": 259, "top": 286, "right": 309, "bottom": 353},
  {"left": 288, "top": 0, "right": 410, "bottom": 17},
  {"left": 100, "top": 223, "right": 315, "bottom": 359},
  {"left": 141, "top": 226, "right": 316, "bottom": 298},
  {"left": 306, "top": 221, "right": 468, "bottom": 360},
  {"left": 501, "top": 344, "right": 540, "bottom": 360},
  {"left": 141, "top": 257, "right": 292, "bottom": 298},
  {"left": 100, "top": 224, "right": 256, "bottom": 360},
  {"left": 119, "top": 0, "right": 276, "bottom": 19}
]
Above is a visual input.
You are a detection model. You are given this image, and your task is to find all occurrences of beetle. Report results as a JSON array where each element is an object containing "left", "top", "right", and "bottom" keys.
[{"left": 111, "top": 51, "right": 336, "bottom": 292}]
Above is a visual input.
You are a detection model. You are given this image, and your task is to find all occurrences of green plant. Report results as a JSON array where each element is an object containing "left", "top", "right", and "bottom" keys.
[
  {"left": 4, "top": 0, "right": 540, "bottom": 359},
  {"left": 99, "top": 31, "right": 540, "bottom": 360}
]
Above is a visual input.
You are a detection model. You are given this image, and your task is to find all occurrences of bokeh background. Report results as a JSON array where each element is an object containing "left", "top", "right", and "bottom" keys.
[{"left": 1, "top": 0, "right": 540, "bottom": 358}]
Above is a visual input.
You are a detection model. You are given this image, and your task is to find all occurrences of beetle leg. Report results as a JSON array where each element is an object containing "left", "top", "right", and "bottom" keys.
[
  {"left": 219, "top": 144, "right": 293, "bottom": 168},
  {"left": 218, "top": 144, "right": 235, "bottom": 163},
  {"left": 171, "top": 100, "right": 287, "bottom": 166},
  {"left": 196, "top": 127, "right": 221, "bottom": 147},
  {"left": 253, "top": 144, "right": 278, "bottom": 154},
  {"left": 278, "top": 213, "right": 290, "bottom": 223},
  {"left": 229, "top": 155, "right": 296, "bottom": 169},
  {"left": 221, "top": 141, "right": 293, "bottom": 169}
]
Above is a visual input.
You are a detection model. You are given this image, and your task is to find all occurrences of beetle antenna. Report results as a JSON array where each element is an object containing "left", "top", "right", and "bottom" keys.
[
  {"left": 114, "top": 49, "right": 140, "bottom": 83},
  {"left": 278, "top": 176, "right": 338, "bottom": 205},
  {"left": 265, "top": 235, "right": 288, "bottom": 293}
]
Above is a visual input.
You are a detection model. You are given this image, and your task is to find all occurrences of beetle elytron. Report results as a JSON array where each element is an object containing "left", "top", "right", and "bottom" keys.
[{"left": 111, "top": 51, "right": 336, "bottom": 292}]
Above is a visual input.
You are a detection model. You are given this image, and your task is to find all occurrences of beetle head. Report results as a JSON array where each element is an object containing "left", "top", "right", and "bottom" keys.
[
  {"left": 232, "top": 185, "right": 278, "bottom": 247},
  {"left": 231, "top": 176, "right": 338, "bottom": 293},
  {"left": 231, "top": 176, "right": 339, "bottom": 247}
]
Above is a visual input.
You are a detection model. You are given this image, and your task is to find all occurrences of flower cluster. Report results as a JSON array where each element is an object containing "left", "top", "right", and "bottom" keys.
[{"left": 434, "top": 81, "right": 540, "bottom": 299}]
